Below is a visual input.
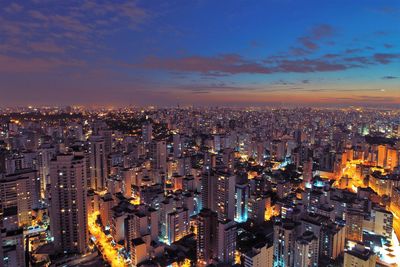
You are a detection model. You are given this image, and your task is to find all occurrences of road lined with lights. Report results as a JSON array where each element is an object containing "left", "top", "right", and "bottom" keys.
[
  {"left": 333, "top": 159, "right": 400, "bottom": 265},
  {"left": 88, "top": 211, "right": 127, "bottom": 267}
]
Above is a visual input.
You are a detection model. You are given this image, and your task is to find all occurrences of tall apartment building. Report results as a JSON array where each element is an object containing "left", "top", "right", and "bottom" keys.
[
  {"left": 217, "top": 219, "right": 236, "bottom": 264},
  {"left": 345, "top": 209, "right": 364, "bottom": 242},
  {"left": 197, "top": 209, "right": 218, "bottom": 265},
  {"left": 319, "top": 223, "right": 345, "bottom": 260},
  {"left": 149, "top": 140, "right": 167, "bottom": 174},
  {"left": 49, "top": 154, "right": 88, "bottom": 254},
  {"left": 201, "top": 170, "right": 215, "bottom": 211},
  {"left": 166, "top": 207, "right": 190, "bottom": 244},
  {"left": 215, "top": 172, "right": 235, "bottom": 221},
  {"left": 142, "top": 122, "right": 153, "bottom": 144},
  {"left": 89, "top": 136, "right": 108, "bottom": 191},
  {"left": 235, "top": 183, "right": 249, "bottom": 223},
  {"left": 0, "top": 169, "right": 39, "bottom": 226},
  {"left": 371, "top": 207, "right": 393, "bottom": 241},
  {"left": 243, "top": 241, "right": 273, "bottom": 267},
  {"left": 344, "top": 244, "right": 377, "bottom": 267},
  {"left": 273, "top": 219, "right": 298, "bottom": 267},
  {"left": 294, "top": 231, "right": 319, "bottom": 267}
]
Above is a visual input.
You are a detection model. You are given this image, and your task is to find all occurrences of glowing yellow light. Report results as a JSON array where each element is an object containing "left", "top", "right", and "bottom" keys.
[
  {"left": 130, "top": 196, "right": 140, "bottom": 205},
  {"left": 88, "top": 211, "right": 126, "bottom": 267},
  {"left": 235, "top": 250, "right": 241, "bottom": 264}
]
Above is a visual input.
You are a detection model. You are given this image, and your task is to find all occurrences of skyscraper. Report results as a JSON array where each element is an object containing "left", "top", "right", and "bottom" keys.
[
  {"left": 234, "top": 183, "right": 249, "bottom": 223},
  {"left": 201, "top": 170, "right": 215, "bottom": 210},
  {"left": 0, "top": 169, "right": 39, "bottom": 226},
  {"left": 345, "top": 209, "right": 364, "bottom": 242},
  {"left": 149, "top": 140, "right": 167, "bottom": 174},
  {"left": 294, "top": 231, "right": 319, "bottom": 267},
  {"left": 142, "top": 122, "right": 153, "bottom": 144},
  {"left": 197, "top": 208, "right": 218, "bottom": 265},
  {"left": 273, "top": 219, "right": 298, "bottom": 267},
  {"left": 216, "top": 171, "right": 235, "bottom": 221},
  {"left": 217, "top": 219, "right": 237, "bottom": 263},
  {"left": 89, "top": 136, "right": 108, "bottom": 191},
  {"left": 49, "top": 154, "right": 88, "bottom": 254},
  {"left": 166, "top": 207, "right": 190, "bottom": 244},
  {"left": 319, "top": 223, "right": 345, "bottom": 260},
  {"left": 37, "top": 145, "right": 55, "bottom": 200}
]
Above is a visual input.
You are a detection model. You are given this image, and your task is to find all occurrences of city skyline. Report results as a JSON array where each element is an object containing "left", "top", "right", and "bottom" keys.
[
  {"left": 1, "top": 107, "right": 400, "bottom": 267},
  {"left": 0, "top": 0, "right": 399, "bottom": 107},
  {"left": 1, "top": 2, "right": 400, "bottom": 266}
]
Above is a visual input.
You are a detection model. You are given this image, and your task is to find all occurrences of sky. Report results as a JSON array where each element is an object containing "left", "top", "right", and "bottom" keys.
[{"left": 0, "top": 0, "right": 399, "bottom": 107}]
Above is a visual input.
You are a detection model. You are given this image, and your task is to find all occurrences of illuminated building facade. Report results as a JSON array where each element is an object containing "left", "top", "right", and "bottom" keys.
[
  {"left": 197, "top": 209, "right": 218, "bottom": 265},
  {"left": 0, "top": 170, "right": 38, "bottom": 227},
  {"left": 273, "top": 219, "right": 298, "bottom": 267},
  {"left": 343, "top": 244, "right": 376, "bottom": 267},
  {"left": 49, "top": 154, "right": 88, "bottom": 254},
  {"left": 89, "top": 136, "right": 108, "bottom": 191},
  {"left": 243, "top": 241, "right": 273, "bottom": 267},
  {"left": 234, "top": 183, "right": 249, "bottom": 223}
]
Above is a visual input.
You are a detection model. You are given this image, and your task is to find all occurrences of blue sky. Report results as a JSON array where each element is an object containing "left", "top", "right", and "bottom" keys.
[{"left": 0, "top": 0, "right": 399, "bottom": 106}]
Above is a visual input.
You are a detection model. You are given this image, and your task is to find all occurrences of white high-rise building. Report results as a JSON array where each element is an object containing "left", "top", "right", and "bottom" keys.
[
  {"left": 344, "top": 244, "right": 377, "bottom": 267},
  {"left": 216, "top": 172, "right": 235, "bottom": 221},
  {"left": 0, "top": 169, "right": 39, "bottom": 226},
  {"left": 243, "top": 242, "right": 274, "bottom": 267}
]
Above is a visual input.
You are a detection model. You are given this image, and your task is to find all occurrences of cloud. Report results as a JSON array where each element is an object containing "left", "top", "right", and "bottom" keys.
[
  {"left": 276, "top": 59, "right": 347, "bottom": 72},
  {"left": 0, "top": 0, "right": 154, "bottom": 82},
  {"left": 140, "top": 54, "right": 273, "bottom": 75},
  {"left": 323, "top": 53, "right": 340, "bottom": 59},
  {"left": 5, "top": 3, "right": 23, "bottom": 13},
  {"left": 296, "top": 24, "right": 335, "bottom": 52},
  {"left": 141, "top": 54, "right": 352, "bottom": 75},
  {"left": 374, "top": 53, "right": 400, "bottom": 64},
  {"left": 28, "top": 10, "right": 48, "bottom": 21},
  {"left": 137, "top": 49, "right": 400, "bottom": 76},
  {"left": 29, "top": 41, "right": 65, "bottom": 53},
  {"left": 191, "top": 90, "right": 211, "bottom": 94},
  {"left": 0, "top": 1, "right": 151, "bottom": 58},
  {"left": 298, "top": 36, "right": 318, "bottom": 50},
  {"left": 345, "top": 48, "right": 362, "bottom": 54},
  {"left": 272, "top": 80, "right": 294, "bottom": 85},
  {"left": 182, "top": 83, "right": 259, "bottom": 93},
  {"left": 382, "top": 76, "right": 398, "bottom": 79},
  {"left": 0, "top": 54, "right": 84, "bottom": 73},
  {"left": 356, "top": 95, "right": 398, "bottom": 102},
  {"left": 343, "top": 56, "right": 371, "bottom": 64},
  {"left": 310, "top": 24, "right": 335, "bottom": 39},
  {"left": 290, "top": 47, "right": 310, "bottom": 56}
]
